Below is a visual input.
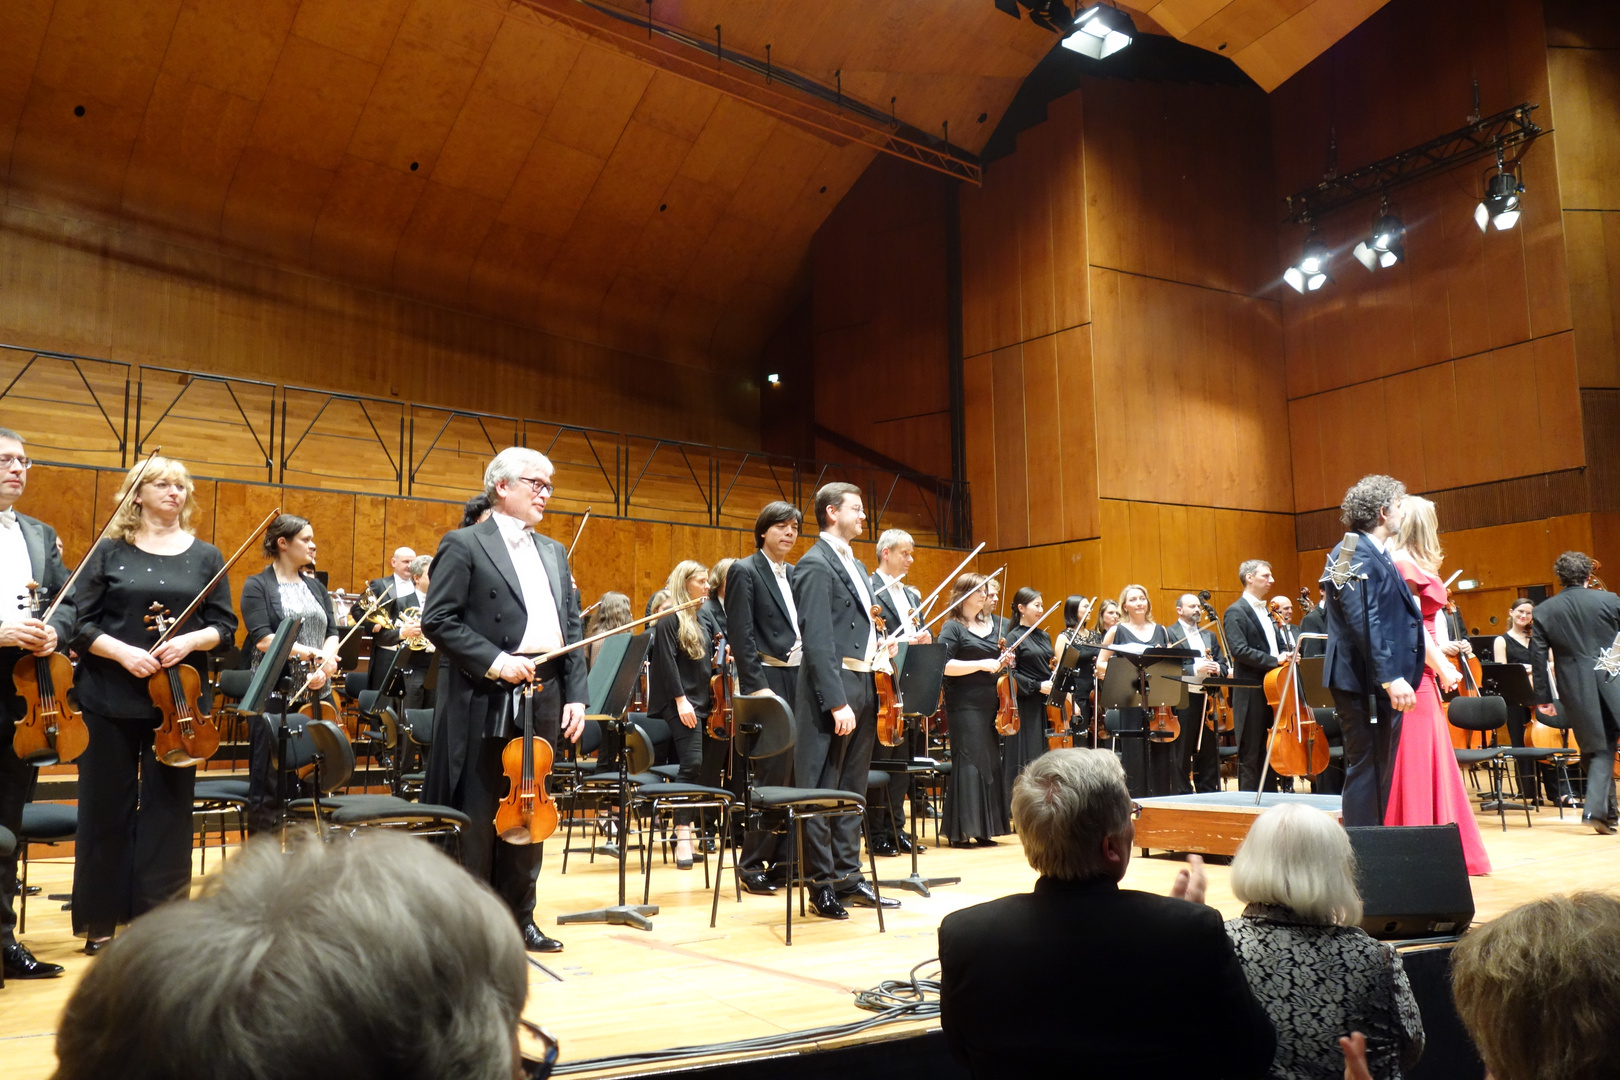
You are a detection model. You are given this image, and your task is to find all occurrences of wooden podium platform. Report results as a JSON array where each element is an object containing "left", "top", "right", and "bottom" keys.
[{"left": 1135, "top": 792, "right": 1343, "bottom": 856}]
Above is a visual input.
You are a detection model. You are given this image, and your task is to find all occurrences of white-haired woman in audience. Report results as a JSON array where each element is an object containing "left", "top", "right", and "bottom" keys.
[{"left": 1225, "top": 803, "right": 1424, "bottom": 1079}]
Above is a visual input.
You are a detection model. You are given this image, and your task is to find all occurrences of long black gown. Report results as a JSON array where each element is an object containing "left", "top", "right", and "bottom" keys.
[
  {"left": 1498, "top": 632, "right": 1557, "bottom": 802},
  {"left": 1101, "top": 621, "right": 1175, "bottom": 797},
  {"left": 1004, "top": 626, "right": 1053, "bottom": 816},
  {"left": 940, "top": 618, "right": 1012, "bottom": 842}
]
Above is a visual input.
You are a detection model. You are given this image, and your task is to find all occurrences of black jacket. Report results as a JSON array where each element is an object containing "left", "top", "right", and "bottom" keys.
[
  {"left": 1223, "top": 598, "right": 1280, "bottom": 684},
  {"left": 647, "top": 602, "right": 721, "bottom": 719},
  {"left": 240, "top": 565, "right": 336, "bottom": 651},
  {"left": 420, "top": 518, "right": 586, "bottom": 794},
  {"left": 725, "top": 551, "right": 799, "bottom": 696},
  {"left": 938, "top": 876, "right": 1275, "bottom": 1079},
  {"left": 792, "top": 536, "right": 874, "bottom": 715},
  {"left": 1321, "top": 532, "right": 1425, "bottom": 694},
  {"left": 1299, "top": 606, "right": 1327, "bottom": 658},
  {"left": 0, "top": 511, "right": 76, "bottom": 722},
  {"left": 1531, "top": 584, "right": 1620, "bottom": 754}
]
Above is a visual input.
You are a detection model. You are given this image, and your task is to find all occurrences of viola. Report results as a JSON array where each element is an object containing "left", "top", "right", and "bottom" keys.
[
  {"left": 145, "top": 603, "right": 222, "bottom": 767},
  {"left": 494, "top": 679, "right": 559, "bottom": 844},
  {"left": 870, "top": 605, "right": 906, "bottom": 748},
  {"left": 11, "top": 581, "right": 89, "bottom": 765},
  {"left": 705, "top": 631, "right": 735, "bottom": 740},
  {"left": 1044, "top": 650, "right": 1073, "bottom": 750},
  {"left": 1262, "top": 609, "right": 1329, "bottom": 778}
]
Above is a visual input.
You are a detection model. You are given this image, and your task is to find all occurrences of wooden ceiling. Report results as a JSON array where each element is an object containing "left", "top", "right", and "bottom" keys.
[{"left": 1140, "top": 0, "right": 1398, "bottom": 92}]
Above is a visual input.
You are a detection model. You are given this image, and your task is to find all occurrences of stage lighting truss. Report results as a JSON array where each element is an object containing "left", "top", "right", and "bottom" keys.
[
  {"left": 1285, "top": 230, "right": 1332, "bottom": 294},
  {"left": 1353, "top": 201, "right": 1406, "bottom": 271},
  {"left": 1475, "top": 152, "right": 1524, "bottom": 232},
  {"left": 1062, "top": 4, "right": 1136, "bottom": 59}
]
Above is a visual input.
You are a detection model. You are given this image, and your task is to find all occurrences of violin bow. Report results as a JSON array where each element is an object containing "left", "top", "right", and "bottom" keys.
[
  {"left": 567, "top": 507, "right": 591, "bottom": 561},
  {"left": 149, "top": 508, "right": 282, "bottom": 652},
  {"left": 41, "top": 447, "right": 163, "bottom": 625},
  {"left": 289, "top": 589, "right": 392, "bottom": 702},
  {"left": 913, "top": 542, "right": 986, "bottom": 624},
  {"left": 1004, "top": 599, "right": 1064, "bottom": 655},
  {"left": 531, "top": 597, "right": 703, "bottom": 665},
  {"left": 915, "top": 567, "right": 1004, "bottom": 637}
]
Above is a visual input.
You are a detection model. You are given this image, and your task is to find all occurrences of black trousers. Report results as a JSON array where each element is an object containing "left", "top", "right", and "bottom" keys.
[
  {"left": 1331, "top": 687, "right": 1402, "bottom": 828},
  {"left": 1235, "top": 689, "right": 1280, "bottom": 793},
  {"left": 448, "top": 672, "right": 559, "bottom": 923},
  {"left": 0, "top": 729, "right": 33, "bottom": 946},
  {"left": 73, "top": 710, "right": 196, "bottom": 937},
  {"left": 740, "top": 665, "right": 796, "bottom": 871},
  {"left": 662, "top": 709, "right": 729, "bottom": 827},
  {"left": 786, "top": 670, "right": 876, "bottom": 887},
  {"left": 1171, "top": 694, "right": 1221, "bottom": 794}
]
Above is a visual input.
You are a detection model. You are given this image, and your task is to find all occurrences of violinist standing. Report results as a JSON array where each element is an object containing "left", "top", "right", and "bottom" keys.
[
  {"left": 1223, "top": 561, "right": 1287, "bottom": 794},
  {"left": 0, "top": 428, "right": 74, "bottom": 980},
  {"left": 1170, "top": 593, "right": 1227, "bottom": 795},
  {"left": 1003, "top": 587, "right": 1054, "bottom": 817},
  {"left": 723, "top": 501, "right": 804, "bottom": 894},
  {"left": 786, "top": 483, "right": 900, "bottom": 919},
  {"left": 939, "top": 573, "right": 1013, "bottom": 846},
  {"left": 69, "top": 456, "right": 237, "bottom": 953},
  {"left": 421, "top": 448, "right": 586, "bottom": 954},
  {"left": 867, "top": 529, "right": 930, "bottom": 856},
  {"left": 238, "top": 514, "right": 339, "bottom": 835},
  {"left": 1095, "top": 585, "right": 1174, "bottom": 796}
]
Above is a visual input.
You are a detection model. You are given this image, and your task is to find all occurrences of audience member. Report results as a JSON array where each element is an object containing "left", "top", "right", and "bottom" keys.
[
  {"left": 937, "top": 749, "right": 1274, "bottom": 1078},
  {"left": 52, "top": 830, "right": 535, "bottom": 1080},
  {"left": 1225, "top": 803, "right": 1424, "bottom": 1079},
  {"left": 1450, "top": 892, "right": 1620, "bottom": 1080}
]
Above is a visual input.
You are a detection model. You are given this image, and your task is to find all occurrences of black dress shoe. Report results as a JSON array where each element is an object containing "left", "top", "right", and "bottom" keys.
[
  {"left": 3, "top": 943, "right": 65, "bottom": 979},
  {"left": 739, "top": 871, "right": 779, "bottom": 895},
  {"left": 838, "top": 881, "right": 900, "bottom": 909},
  {"left": 83, "top": 937, "right": 112, "bottom": 956},
  {"left": 808, "top": 885, "right": 848, "bottom": 920},
  {"left": 868, "top": 836, "right": 899, "bottom": 857},
  {"left": 519, "top": 921, "right": 564, "bottom": 953},
  {"left": 895, "top": 831, "right": 915, "bottom": 854},
  {"left": 1589, "top": 817, "right": 1616, "bottom": 836}
]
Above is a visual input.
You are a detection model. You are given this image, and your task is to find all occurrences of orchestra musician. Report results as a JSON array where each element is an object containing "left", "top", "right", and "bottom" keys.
[
  {"left": 1269, "top": 595, "right": 1300, "bottom": 650},
  {"left": 867, "top": 528, "right": 930, "bottom": 857},
  {"left": 647, "top": 560, "right": 723, "bottom": 869},
  {"left": 352, "top": 546, "right": 416, "bottom": 643},
  {"left": 1223, "top": 560, "right": 1288, "bottom": 793},
  {"left": 1095, "top": 584, "right": 1174, "bottom": 795},
  {"left": 1299, "top": 586, "right": 1327, "bottom": 658},
  {"left": 238, "top": 514, "right": 340, "bottom": 835},
  {"left": 1052, "top": 595, "right": 1098, "bottom": 734},
  {"left": 787, "top": 482, "right": 899, "bottom": 918},
  {"left": 69, "top": 455, "right": 237, "bottom": 953},
  {"left": 420, "top": 447, "right": 586, "bottom": 954},
  {"left": 940, "top": 573, "right": 1014, "bottom": 846},
  {"left": 1005, "top": 587, "right": 1054, "bottom": 814},
  {"left": 1169, "top": 593, "right": 1228, "bottom": 795},
  {"left": 393, "top": 553, "right": 435, "bottom": 712},
  {"left": 724, "top": 501, "right": 804, "bottom": 894},
  {"left": 0, "top": 428, "right": 74, "bottom": 980},
  {"left": 583, "top": 591, "right": 631, "bottom": 669},
  {"left": 1493, "top": 598, "right": 1549, "bottom": 803}
]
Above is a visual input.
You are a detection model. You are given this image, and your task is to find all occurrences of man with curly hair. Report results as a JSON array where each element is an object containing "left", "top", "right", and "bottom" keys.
[{"left": 1320, "top": 475, "right": 1424, "bottom": 827}]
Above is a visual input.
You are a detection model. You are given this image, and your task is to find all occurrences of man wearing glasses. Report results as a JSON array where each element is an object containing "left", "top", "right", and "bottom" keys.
[{"left": 422, "top": 447, "right": 586, "bottom": 954}]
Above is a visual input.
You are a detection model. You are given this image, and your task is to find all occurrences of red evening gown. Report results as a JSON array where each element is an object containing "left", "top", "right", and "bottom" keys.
[{"left": 1384, "top": 558, "right": 1492, "bottom": 876}]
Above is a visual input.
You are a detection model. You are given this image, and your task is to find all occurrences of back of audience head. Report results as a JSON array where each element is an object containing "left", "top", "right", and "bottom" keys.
[
  {"left": 1451, "top": 892, "right": 1620, "bottom": 1080},
  {"left": 53, "top": 829, "right": 528, "bottom": 1080},
  {"left": 1230, "top": 802, "right": 1363, "bottom": 926},
  {"left": 1010, "top": 749, "right": 1134, "bottom": 882}
]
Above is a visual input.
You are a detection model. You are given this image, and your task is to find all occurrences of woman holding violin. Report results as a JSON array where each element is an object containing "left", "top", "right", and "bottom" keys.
[
  {"left": 1492, "top": 598, "right": 1553, "bottom": 802},
  {"left": 646, "top": 560, "right": 723, "bottom": 869},
  {"left": 938, "top": 573, "right": 1013, "bottom": 847},
  {"left": 238, "top": 513, "right": 339, "bottom": 835},
  {"left": 1094, "top": 584, "right": 1176, "bottom": 794},
  {"left": 1051, "top": 595, "right": 1098, "bottom": 735},
  {"left": 1385, "top": 497, "right": 1490, "bottom": 875},
  {"left": 1003, "top": 587, "right": 1054, "bottom": 815},
  {"left": 69, "top": 456, "right": 238, "bottom": 952}
]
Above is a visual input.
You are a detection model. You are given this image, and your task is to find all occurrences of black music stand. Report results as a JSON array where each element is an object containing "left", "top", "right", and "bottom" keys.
[
  {"left": 558, "top": 632, "right": 660, "bottom": 931},
  {"left": 1099, "top": 646, "right": 1195, "bottom": 797},
  {"left": 240, "top": 616, "right": 306, "bottom": 833},
  {"left": 878, "top": 643, "right": 959, "bottom": 897}
]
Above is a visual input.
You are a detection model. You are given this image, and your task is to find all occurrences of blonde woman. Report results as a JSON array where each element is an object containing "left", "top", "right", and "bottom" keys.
[
  {"left": 1386, "top": 496, "right": 1490, "bottom": 874},
  {"left": 1094, "top": 584, "right": 1173, "bottom": 793},
  {"left": 646, "top": 561, "right": 723, "bottom": 868},
  {"left": 68, "top": 456, "right": 238, "bottom": 952},
  {"left": 1225, "top": 803, "right": 1425, "bottom": 1079}
]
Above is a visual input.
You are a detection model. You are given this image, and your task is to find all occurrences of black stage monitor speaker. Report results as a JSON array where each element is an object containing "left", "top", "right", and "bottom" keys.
[{"left": 1346, "top": 824, "right": 1474, "bottom": 940}]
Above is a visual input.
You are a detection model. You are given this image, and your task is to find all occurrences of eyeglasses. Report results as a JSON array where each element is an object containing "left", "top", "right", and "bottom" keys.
[
  {"left": 0, "top": 455, "right": 31, "bottom": 471},
  {"left": 514, "top": 476, "right": 554, "bottom": 497},
  {"left": 518, "top": 1019, "right": 559, "bottom": 1080},
  {"left": 1130, "top": 801, "right": 1143, "bottom": 820}
]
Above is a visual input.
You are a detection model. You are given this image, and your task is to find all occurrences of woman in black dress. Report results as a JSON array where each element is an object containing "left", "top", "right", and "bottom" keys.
[
  {"left": 1493, "top": 597, "right": 1552, "bottom": 802},
  {"left": 647, "top": 560, "right": 722, "bottom": 868},
  {"left": 1094, "top": 584, "right": 1173, "bottom": 794},
  {"left": 239, "top": 513, "right": 340, "bottom": 834},
  {"left": 69, "top": 456, "right": 238, "bottom": 951},
  {"left": 939, "top": 573, "right": 1013, "bottom": 845},
  {"left": 1002, "top": 587, "right": 1054, "bottom": 815}
]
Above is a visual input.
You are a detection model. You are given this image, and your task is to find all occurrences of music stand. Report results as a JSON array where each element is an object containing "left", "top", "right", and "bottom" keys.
[
  {"left": 239, "top": 616, "right": 305, "bottom": 833},
  {"left": 878, "top": 643, "right": 958, "bottom": 897},
  {"left": 558, "top": 632, "right": 660, "bottom": 931},
  {"left": 1480, "top": 663, "right": 1537, "bottom": 710},
  {"left": 1099, "top": 647, "right": 1195, "bottom": 797},
  {"left": 1294, "top": 653, "right": 1335, "bottom": 709}
]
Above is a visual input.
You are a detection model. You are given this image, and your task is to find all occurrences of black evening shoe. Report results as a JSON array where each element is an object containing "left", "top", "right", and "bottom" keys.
[
  {"left": 895, "top": 830, "right": 915, "bottom": 854},
  {"left": 1588, "top": 818, "right": 1616, "bottom": 836},
  {"left": 808, "top": 885, "right": 848, "bottom": 920},
  {"left": 83, "top": 937, "right": 112, "bottom": 956},
  {"left": 839, "top": 881, "right": 900, "bottom": 909},
  {"left": 520, "top": 921, "right": 564, "bottom": 953},
  {"left": 868, "top": 836, "right": 899, "bottom": 857},
  {"left": 3, "top": 943, "right": 65, "bottom": 979},
  {"left": 739, "top": 871, "right": 779, "bottom": 895}
]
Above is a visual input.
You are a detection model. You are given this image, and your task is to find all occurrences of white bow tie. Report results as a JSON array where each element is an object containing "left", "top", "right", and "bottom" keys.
[{"left": 0, "top": 510, "right": 16, "bottom": 528}]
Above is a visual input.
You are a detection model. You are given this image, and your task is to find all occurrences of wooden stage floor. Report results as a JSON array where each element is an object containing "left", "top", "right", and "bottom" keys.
[{"left": 5, "top": 802, "right": 1620, "bottom": 1078}]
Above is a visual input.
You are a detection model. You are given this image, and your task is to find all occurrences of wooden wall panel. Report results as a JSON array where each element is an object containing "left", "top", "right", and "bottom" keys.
[
  {"left": 1054, "top": 326, "right": 1100, "bottom": 542},
  {"left": 1564, "top": 210, "right": 1620, "bottom": 388},
  {"left": 962, "top": 350, "right": 999, "bottom": 551},
  {"left": 990, "top": 344, "right": 1030, "bottom": 549}
]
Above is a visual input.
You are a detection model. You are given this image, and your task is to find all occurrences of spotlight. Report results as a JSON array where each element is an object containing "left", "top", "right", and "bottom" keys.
[
  {"left": 1475, "top": 166, "right": 1523, "bottom": 232},
  {"left": 1062, "top": 4, "right": 1135, "bottom": 59},
  {"left": 1284, "top": 232, "right": 1331, "bottom": 294},
  {"left": 1352, "top": 204, "right": 1405, "bottom": 271},
  {"left": 766, "top": 373, "right": 780, "bottom": 386}
]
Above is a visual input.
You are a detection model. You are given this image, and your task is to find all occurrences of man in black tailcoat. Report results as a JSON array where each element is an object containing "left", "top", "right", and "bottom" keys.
[
  {"left": 1223, "top": 560, "right": 1286, "bottom": 793},
  {"left": 422, "top": 447, "right": 586, "bottom": 953}
]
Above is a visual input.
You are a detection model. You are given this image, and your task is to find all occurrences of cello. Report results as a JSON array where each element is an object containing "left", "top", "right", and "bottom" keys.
[
  {"left": 871, "top": 605, "right": 905, "bottom": 748},
  {"left": 11, "top": 581, "right": 88, "bottom": 765},
  {"left": 1260, "top": 607, "right": 1329, "bottom": 782}
]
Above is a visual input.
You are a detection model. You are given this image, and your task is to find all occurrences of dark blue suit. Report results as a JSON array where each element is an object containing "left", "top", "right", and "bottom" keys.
[{"left": 1321, "top": 532, "right": 1424, "bottom": 827}]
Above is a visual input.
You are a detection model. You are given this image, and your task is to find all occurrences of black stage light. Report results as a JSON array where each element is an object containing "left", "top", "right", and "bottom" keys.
[
  {"left": 1475, "top": 166, "right": 1523, "bottom": 232},
  {"left": 1062, "top": 4, "right": 1135, "bottom": 59},
  {"left": 1353, "top": 203, "right": 1405, "bottom": 271},
  {"left": 1285, "top": 232, "right": 1332, "bottom": 294}
]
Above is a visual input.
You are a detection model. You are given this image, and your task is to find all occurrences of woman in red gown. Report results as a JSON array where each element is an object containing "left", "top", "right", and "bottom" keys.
[{"left": 1386, "top": 496, "right": 1491, "bottom": 875}]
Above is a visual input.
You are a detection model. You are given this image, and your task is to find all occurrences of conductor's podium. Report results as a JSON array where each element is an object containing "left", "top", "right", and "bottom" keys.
[{"left": 1134, "top": 792, "right": 1343, "bottom": 856}]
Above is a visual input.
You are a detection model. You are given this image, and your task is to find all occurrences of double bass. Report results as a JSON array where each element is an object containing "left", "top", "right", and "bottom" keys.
[{"left": 1261, "top": 606, "right": 1329, "bottom": 779}]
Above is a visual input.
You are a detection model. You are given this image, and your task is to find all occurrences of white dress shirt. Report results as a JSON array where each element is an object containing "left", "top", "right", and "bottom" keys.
[
  {"left": 876, "top": 570, "right": 919, "bottom": 636},
  {"left": 392, "top": 573, "right": 415, "bottom": 599},
  {"left": 1179, "top": 619, "right": 1209, "bottom": 687},
  {"left": 821, "top": 534, "right": 877, "bottom": 663},
  {"left": 1245, "top": 594, "right": 1281, "bottom": 657},
  {"left": 0, "top": 511, "right": 32, "bottom": 621},
  {"left": 486, "top": 512, "right": 564, "bottom": 677},
  {"left": 765, "top": 554, "right": 802, "bottom": 662}
]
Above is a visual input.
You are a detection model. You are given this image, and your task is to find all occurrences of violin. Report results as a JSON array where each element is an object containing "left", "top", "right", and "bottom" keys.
[
  {"left": 1262, "top": 608, "right": 1329, "bottom": 777},
  {"left": 1198, "top": 598, "right": 1235, "bottom": 733},
  {"left": 992, "top": 585, "right": 1019, "bottom": 736},
  {"left": 145, "top": 603, "right": 222, "bottom": 767},
  {"left": 1145, "top": 705, "right": 1180, "bottom": 743},
  {"left": 11, "top": 581, "right": 89, "bottom": 765},
  {"left": 871, "top": 605, "right": 905, "bottom": 748},
  {"left": 495, "top": 678, "right": 559, "bottom": 844},
  {"left": 1044, "top": 651, "right": 1074, "bottom": 750},
  {"left": 705, "top": 631, "right": 735, "bottom": 740}
]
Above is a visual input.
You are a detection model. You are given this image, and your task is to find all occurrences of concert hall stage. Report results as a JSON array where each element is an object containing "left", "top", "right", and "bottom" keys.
[{"left": 5, "top": 803, "right": 1619, "bottom": 1080}]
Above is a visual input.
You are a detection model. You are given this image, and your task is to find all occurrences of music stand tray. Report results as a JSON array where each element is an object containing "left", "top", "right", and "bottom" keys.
[
  {"left": 880, "top": 643, "right": 959, "bottom": 897},
  {"left": 1480, "top": 663, "right": 1538, "bottom": 710}
]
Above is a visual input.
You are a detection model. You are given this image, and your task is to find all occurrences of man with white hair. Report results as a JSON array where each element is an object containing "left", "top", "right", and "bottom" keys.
[
  {"left": 937, "top": 749, "right": 1274, "bottom": 1078},
  {"left": 422, "top": 447, "right": 586, "bottom": 953}
]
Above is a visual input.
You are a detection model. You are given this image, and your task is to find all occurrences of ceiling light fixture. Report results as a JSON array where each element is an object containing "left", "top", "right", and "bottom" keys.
[
  {"left": 1062, "top": 4, "right": 1135, "bottom": 59},
  {"left": 1285, "top": 229, "right": 1332, "bottom": 294},
  {"left": 1353, "top": 200, "right": 1406, "bottom": 271},
  {"left": 1475, "top": 152, "right": 1524, "bottom": 232}
]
